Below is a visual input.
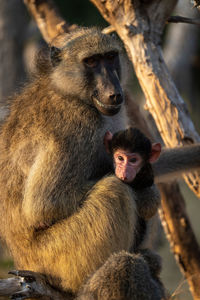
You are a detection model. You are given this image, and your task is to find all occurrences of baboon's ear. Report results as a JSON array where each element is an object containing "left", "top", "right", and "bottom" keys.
[
  {"left": 104, "top": 131, "right": 113, "bottom": 154},
  {"left": 149, "top": 143, "right": 161, "bottom": 163},
  {"left": 50, "top": 46, "right": 62, "bottom": 67}
]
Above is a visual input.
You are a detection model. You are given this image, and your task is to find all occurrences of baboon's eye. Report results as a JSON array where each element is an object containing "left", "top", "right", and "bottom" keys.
[
  {"left": 83, "top": 56, "right": 99, "bottom": 68},
  {"left": 129, "top": 158, "right": 137, "bottom": 163},
  {"left": 105, "top": 51, "right": 117, "bottom": 63},
  {"left": 118, "top": 156, "right": 124, "bottom": 161}
]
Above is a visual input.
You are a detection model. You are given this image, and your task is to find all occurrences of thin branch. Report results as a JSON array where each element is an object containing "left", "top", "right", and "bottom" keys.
[
  {"left": 168, "top": 15, "right": 200, "bottom": 25},
  {"left": 103, "top": 15, "right": 200, "bottom": 35}
]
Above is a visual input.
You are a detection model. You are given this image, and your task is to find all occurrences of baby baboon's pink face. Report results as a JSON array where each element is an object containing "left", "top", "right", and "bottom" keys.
[{"left": 113, "top": 149, "right": 143, "bottom": 183}]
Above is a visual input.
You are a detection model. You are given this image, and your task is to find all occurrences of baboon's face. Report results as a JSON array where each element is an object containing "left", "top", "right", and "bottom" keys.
[
  {"left": 50, "top": 29, "right": 124, "bottom": 116},
  {"left": 83, "top": 51, "right": 123, "bottom": 116}
]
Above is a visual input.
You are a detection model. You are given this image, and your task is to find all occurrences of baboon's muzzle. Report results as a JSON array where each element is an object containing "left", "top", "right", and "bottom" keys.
[{"left": 92, "top": 68, "right": 123, "bottom": 116}]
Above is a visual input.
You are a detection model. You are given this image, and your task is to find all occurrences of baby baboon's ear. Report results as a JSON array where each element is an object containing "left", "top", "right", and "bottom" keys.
[
  {"left": 50, "top": 46, "right": 62, "bottom": 67},
  {"left": 149, "top": 143, "right": 161, "bottom": 163}
]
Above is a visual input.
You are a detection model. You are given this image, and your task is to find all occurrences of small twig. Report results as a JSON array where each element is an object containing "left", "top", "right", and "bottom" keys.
[
  {"left": 103, "top": 16, "right": 200, "bottom": 35},
  {"left": 168, "top": 15, "right": 200, "bottom": 26},
  {"left": 102, "top": 25, "right": 115, "bottom": 34},
  {"left": 192, "top": 0, "right": 200, "bottom": 9}
]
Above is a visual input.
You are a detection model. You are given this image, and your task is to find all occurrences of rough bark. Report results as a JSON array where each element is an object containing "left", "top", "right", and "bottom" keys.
[
  {"left": 0, "top": 277, "right": 22, "bottom": 297},
  {"left": 89, "top": 0, "right": 200, "bottom": 298},
  {"left": 0, "top": 270, "right": 68, "bottom": 300},
  {"left": 160, "top": 2, "right": 200, "bottom": 298},
  {"left": 89, "top": 0, "right": 200, "bottom": 198},
  {"left": 23, "top": 0, "right": 200, "bottom": 197},
  {"left": 159, "top": 182, "right": 200, "bottom": 300}
]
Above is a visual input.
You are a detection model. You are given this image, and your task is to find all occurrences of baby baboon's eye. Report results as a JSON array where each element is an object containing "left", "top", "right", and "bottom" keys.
[
  {"left": 129, "top": 158, "right": 137, "bottom": 163},
  {"left": 118, "top": 156, "right": 124, "bottom": 161}
]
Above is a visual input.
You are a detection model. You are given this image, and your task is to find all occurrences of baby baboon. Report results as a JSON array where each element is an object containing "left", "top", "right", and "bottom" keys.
[
  {"left": 77, "top": 250, "right": 165, "bottom": 300},
  {"left": 0, "top": 27, "right": 199, "bottom": 299},
  {"left": 104, "top": 127, "right": 161, "bottom": 187},
  {"left": 104, "top": 127, "right": 161, "bottom": 250}
]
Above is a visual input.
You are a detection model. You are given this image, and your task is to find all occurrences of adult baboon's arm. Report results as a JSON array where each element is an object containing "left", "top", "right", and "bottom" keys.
[{"left": 22, "top": 153, "right": 136, "bottom": 293}]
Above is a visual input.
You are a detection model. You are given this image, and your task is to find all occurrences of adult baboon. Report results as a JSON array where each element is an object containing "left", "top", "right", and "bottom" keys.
[{"left": 0, "top": 27, "right": 199, "bottom": 299}]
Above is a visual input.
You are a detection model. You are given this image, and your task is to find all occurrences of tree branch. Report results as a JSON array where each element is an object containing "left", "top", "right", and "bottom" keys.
[
  {"left": 168, "top": 15, "right": 200, "bottom": 26},
  {"left": 103, "top": 15, "right": 200, "bottom": 35},
  {"left": 90, "top": 0, "right": 200, "bottom": 199},
  {"left": 0, "top": 277, "right": 22, "bottom": 297},
  {"left": 90, "top": 0, "right": 200, "bottom": 298},
  {"left": 23, "top": 0, "right": 200, "bottom": 199},
  {"left": 0, "top": 270, "right": 71, "bottom": 300},
  {"left": 159, "top": 182, "right": 200, "bottom": 299},
  {"left": 23, "top": 0, "right": 77, "bottom": 45}
]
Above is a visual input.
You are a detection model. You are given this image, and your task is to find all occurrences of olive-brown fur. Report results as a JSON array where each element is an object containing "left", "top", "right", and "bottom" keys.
[
  {"left": 77, "top": 251, "right": 165, "bottom": 300},
  {"left": 0, "top": 27, "right": 166, "bottom": 299}
]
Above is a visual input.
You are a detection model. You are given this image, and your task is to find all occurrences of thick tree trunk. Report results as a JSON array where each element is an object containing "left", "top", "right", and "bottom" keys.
[
  {"left": 90, "top": 0, "right": 200, "bottom": 197},
  {"left": 89, "top": 1, "right": 200, "bottom": 298}
]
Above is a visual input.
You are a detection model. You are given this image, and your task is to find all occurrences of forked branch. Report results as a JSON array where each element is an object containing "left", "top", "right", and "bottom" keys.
[
  {"left": 89, "top": 0, "right": 200, "bottom": 197},
  {"left": 89, "top": 0, "right": 200, "bottom": 298}
]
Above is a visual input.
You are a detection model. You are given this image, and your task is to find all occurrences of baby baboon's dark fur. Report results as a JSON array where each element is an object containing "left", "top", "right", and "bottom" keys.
[{"left": 106, "top": 127, "right": 161, "bottom": 252}]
